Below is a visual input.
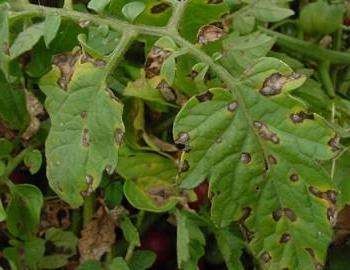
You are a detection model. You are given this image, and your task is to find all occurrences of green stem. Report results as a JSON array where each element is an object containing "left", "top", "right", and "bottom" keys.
[
  {"left": 259, "top": 27, "right": 350, "bottom": 64},
  {"left": 125, "top": 210, "right": 145, "bottom": 262},
  {"left": 70, "top": 209, "right": 82, "bottom": 235},
  {"left": 105, "top": 31, "right": 139, "bottom": 77},
  {"left": 4, "top": 146, "right": 33, "bottom": 178},
  {"left": 63, "top": 0, "right": 73, "bottom": 9},
  {"left": 167, "top": 0, "right": 188, "bottom": 31},
  {"left": 83, "top": 193, "right": 95, "bottom": 226},
  {"left": 319, "top": 61, "right": 335, "bottom": 98}
]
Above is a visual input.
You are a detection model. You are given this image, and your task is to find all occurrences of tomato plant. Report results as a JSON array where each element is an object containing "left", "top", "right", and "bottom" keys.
[{"left": 1, "top": 0, "right": 350, "bottom": 269}]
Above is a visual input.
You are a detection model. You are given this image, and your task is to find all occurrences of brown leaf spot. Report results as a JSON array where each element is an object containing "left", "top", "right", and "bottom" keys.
[
  {"left": 227, "top": 101, "right": 238, "bottom": 112},
  {"left": 254, "top": 121, "right": 280, "bottom": 144},
  {"left": 53, "top": 51, "right": 81, "bottom": 90},
  {"left": 147, "top": 186, "right": 173, "bottom": 206},
  {"left": 207, "top": 0, "right": 223, "bottom": 3},
  {"left": 305, "top": 247, "right": 315, "bottom": 258},
  {"left": 179, "top": 160, "right": 190, "bottom": 172},
  {"left": 81, "top": 53, "right": 106, "bottom": 67},
  {"left": 145, "top": 47, "right": 171, "bottom": 78},
  {"left": 105, "top": 165, "right": 114, "bottom": 175},
  {"left": 272, "top": 208, "right": 282, "bottom": 221},
  {"left": 22, "top": 91, "right": 45, "bottom": 141},
  {"left": 196, "top": 90, "right": 213, "bottom": 102},
  {"left": 309, "top": 186, "right": 337, "bottom": 204},
  {"left": 157, "top": 81, "right": 177, "bottom": 102},
  {"left": 290, "top": 111, "right": 314, "bottom": 124},
  {"left": 289, "top": 173, "right": 299, "bottom": 182},
  {"left": 151, "top": 2, "right": 171, "bottom": 13},
  {"left": 327, "top": 207, "right": 337, "bottom": 226},
  {"left": 40, "top": 199, "right": 70, "bottom": 231},
  {"left": 284, "top": 208, "right": 297, "bottom": 222},
  {"left": 240, "top": 152, "right": 251, "bottom": 164},
  {"left": 79, "top": 207, "right": 116, "bottom": 262},
  {"left": 78, "top": 20, "right": 90, "bottom": 28},
  {"left": 260, "top": 72, "right": 302, "bottom": 97},
  {"left": 239, "top": 207, "right": 252, "bottom": 222},
  {"left": 240, "top": 224, "right": 254, "bottom": 242},
  {"left": 175, "top": 132, "right": 190, "bottom": 145},
  {"left": 260, "top": 251, "right": 271, "bottom": 263},
  {"left": 279, "top": 233, "right": 291, "bottom": 243},
  {"left": 115, "top": 128, "right": 124, "bottom": 145},
  {"left": 86, "top": 175, "right": 93, "bottom": 185},
  {"left": 82, "top": 128, "right": 90, "bottom": 147},
  {"left": 198, "top": 25, "right": 225, "bottom": 45},
  {"left": 328, "top": 135, "right": 340, "bottom": 152},
  {"left": 81, "top": 111, "right": 87, "bottom": 119},
  {"left": 268, "top": 155, "right": 277, "bottom": 165}
]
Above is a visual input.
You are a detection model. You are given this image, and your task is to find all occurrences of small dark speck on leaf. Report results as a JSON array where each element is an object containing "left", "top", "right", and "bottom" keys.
[
  {"left": 290, "top": 173, "right": 299, "bottom": 182},
  {"left": 175, "top": 132, "right": 189, "bottom": 145},
  {"left": 241, "top": 152, "right": 251, "bottom": 164},
  {"left": 86, "top": 175, "right": 93, "bottom": 185},
  {"left": 179, "top": 160, "right": 190, "bottom": 172},
  {"left": 268, "top": 155, "right": 277, "bottom": 165},
  {"left": 279, "top": 233, "right": 291, "bottom": 243},
  {"left": 81, "top": 111, "right": 87, "bottom": 119},
  {"left": 328, "top": 136, "right": 340, "bottom": 152},
  {"left": 115, "top": 128, "right": 124, "bottom": 145},
  {"left": 82, "top": 128, "right": 90, "bottom": 147},
  {"left": 272, "top": 208, "right": 282, "bottom": 221},
  {"left": 284, "top": 208, "right": 297, "bottom": 222},
  {"left": 196, "top": 90, "right": 213, "bottom": 102},
  {"left": 260, "top": 251, "right": 271, "bottom": 263},
  {"left": 290, "top": 111, "right": 314, "bottom": 124},
  {"left": 327, "top": 207, "right": 337, "bottom": 225},
  {"left": 227, "top": 101, "right": 238, "bottom": 112}
]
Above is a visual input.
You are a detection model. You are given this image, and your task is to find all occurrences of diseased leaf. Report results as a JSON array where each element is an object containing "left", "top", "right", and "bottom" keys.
[
  {"left": 118, "top": 147, "right": 180, "bottom": 212},
  {"left": 43, "top": 14, "right": 61, "bottom": 48},
  {"left": 179, "top": 0, "right": 229, "bottom": 43},
  {"left": 79, "top": 207, "right": 116, "bottom": 262},
  {"left": 39, "top": 57, "right": 124, "bottom": 207},
  {"left": 233, "top": 12, "right": 256, "bottom": 35},
  {"left": 161, "top": 56, "right": 176, "bottom": 86},
  {"left": 10, "top": 23, "right": 44, "bottom": 59},
  {"left": 6, "top": 184, "right": 43, "bottom": 240},
  {"left": 173, "top": 58, "right": 337, "bottom": 269}
]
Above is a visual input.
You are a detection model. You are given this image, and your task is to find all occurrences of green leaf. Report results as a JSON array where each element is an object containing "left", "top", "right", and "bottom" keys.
[
  {"left": 233, "top": 12, "right": 256, "bottom": 35},
  {"left": 0, "top": 71, "right": 29, "bottom": 130},
  {"left": 251, "top": 0, "right": 294, "bottom": 22},
  {"left": 6, "top": 184, "right": 43, "bottom": 239},
  {"left": 38, "top": 255, "right": 71, "bottom": 269},
  {"left": 24, "top": 149, "right": 42, "bottom": 174},
  {"left": 105, "top": 181, "right": 124, "bottom": 208},
  {"left": 120, "top": 216, "right": 140, "bottom": 247},
  {"left": 176, "top": 210, "right": 205, "bottom": 270},
  {"left": 4, "top": 238, "right": 45, "bottom": 269},
  {"left": 45, "top": 227, "right": 78, "bottom": 256},
  {"left": 0, "top": 10, "right": 10, "bottom": 76},
  {"left": 0, "top": 138, "right": 13, "bottom": 158},
  {"left": 215, "top": 227, "right": 245, "bottom": 270},
  {"left": 128, "top": 250, "right": 156, "bottom": 270},
  {"left": 118, "top": 147, "right": 179, "bottom": 212},
  {"left": 221, "top": 32, "right": 275, "bottom": 72},
  {"left": 77, "top": 260, "right": 103, "bottom": 270},
  {"left": 88, "top": 0, "right": 111, "bottom": 13},
  {"left": 154, "top": 36, "right": 178, "bottom": 51},
  {"left": 39, "top": 60, "right": 124, "bottom": 208},
  {"left": 43, "top": 14, "right": 61, "bottom": 47},
  {"left": 0, "top": 161, "right": 5, "bottom": 177},
  {"left": 173, "top": 58, "right": 336, "bottom": 269},
  {"left": 122, "top": 1, "right": 146, "bottom": 22},
  {"left": 0, "top": 200, "right": 5, "bottom": 222},
  {"left": 300, "top": 0, "right": 343, "bottom": 35},
  {"left": 10, "top": 23, "right": 44, "bottom": 59},
  {"left": 179, "top": 0, "right": 229, "bottom": 43},
  {"left": 78, "top": 26, "right": 120, "bottom": 58},
  {"left": 160, "top": 56, "right": 176, "bottom": 85},
  {"left": 108, "top": 257, "right": 130, "bottom": 270}
]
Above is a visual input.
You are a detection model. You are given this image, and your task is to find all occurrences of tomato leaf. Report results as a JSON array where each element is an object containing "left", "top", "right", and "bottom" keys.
[
  {"left": 43, "top": 14, "right": 61, "bottom": 48},
  {"left": 39, "top": 60, "right": 124, "bottom": 208}
]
